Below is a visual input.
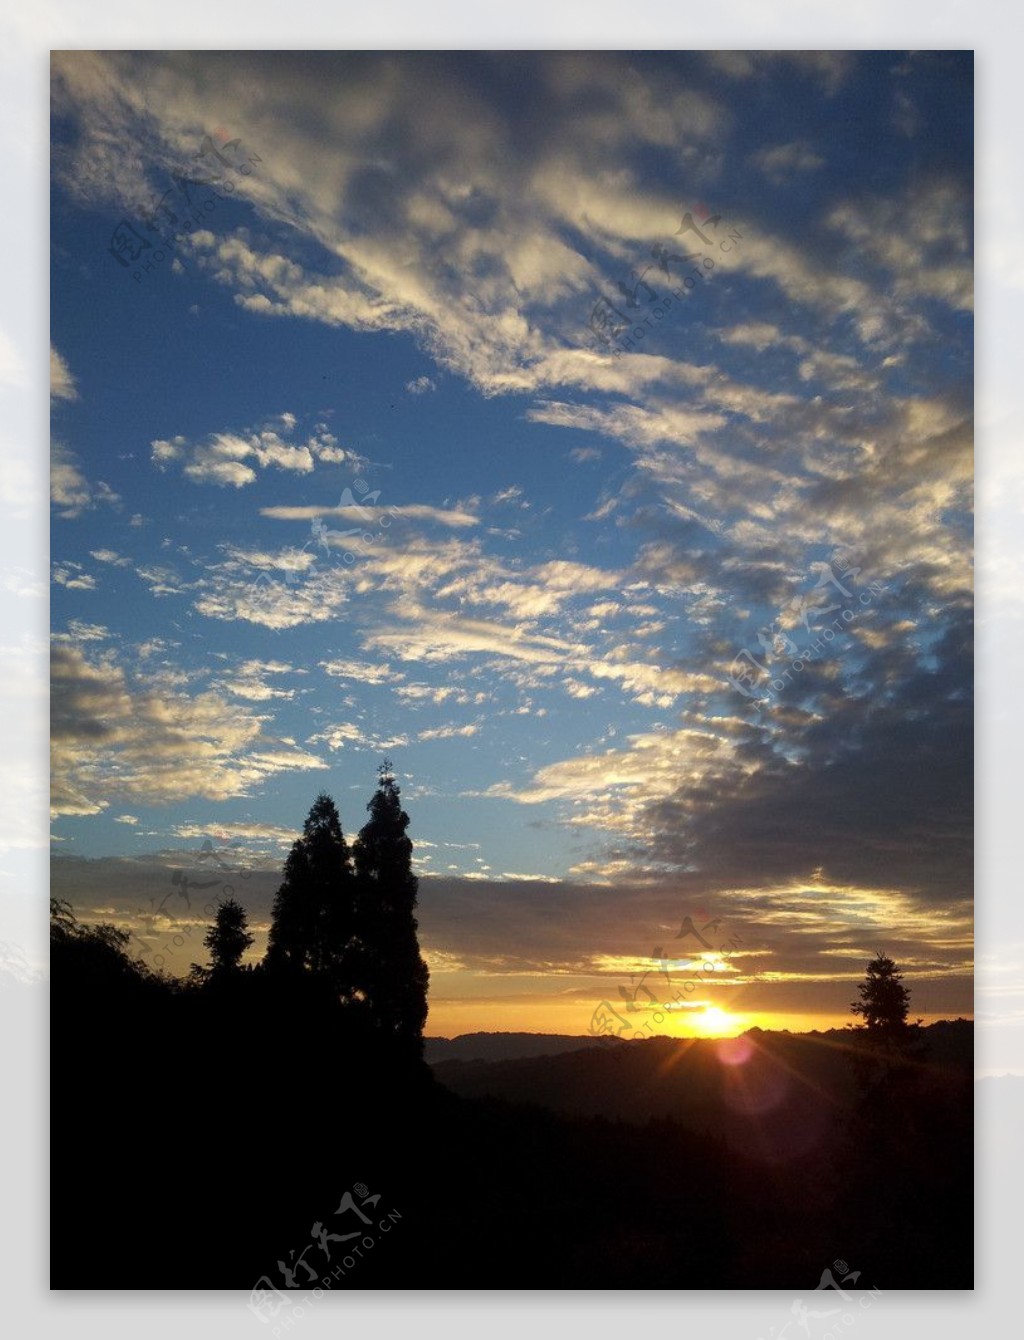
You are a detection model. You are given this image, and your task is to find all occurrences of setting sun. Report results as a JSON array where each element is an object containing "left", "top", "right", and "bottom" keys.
[{"left": 692, "top": 1005, "right": 741, "bottom": 1037}]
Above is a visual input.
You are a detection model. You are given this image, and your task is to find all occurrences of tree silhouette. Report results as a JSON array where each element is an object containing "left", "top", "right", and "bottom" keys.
[
  {"left": 266, "top": 793, "right": 356, "bottom": 993},
  {"left": 851, "top": 951, "right": 912, "bottom": 1043},
  {"left": 49, "top": 897, "right": 77, "bottom": 943},
  {"left": 50, "top": 897, "right": 152, "bottom": 990},
  {"left": 354, "top": 760, "right": 429, "bottom": 1054},
  {"left": 202, "top": 897, "right": 253, "bottom": 977}
]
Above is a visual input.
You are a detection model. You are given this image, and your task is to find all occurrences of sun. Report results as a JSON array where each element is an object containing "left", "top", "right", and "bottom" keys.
[{"left": 693, "top": 1006, "right": 739, "bottom": 1037}]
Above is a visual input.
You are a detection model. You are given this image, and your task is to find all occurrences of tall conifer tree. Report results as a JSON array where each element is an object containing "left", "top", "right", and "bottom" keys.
[
  {"left": 354, "top": 761, "right": 429, "bottom": 1053},
  {"left": 266, "top": 793, "right": 356, "bottom": 993}
]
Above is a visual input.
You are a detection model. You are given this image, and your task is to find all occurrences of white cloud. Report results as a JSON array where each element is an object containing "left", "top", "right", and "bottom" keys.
[
  {"left": 151, "top": 420, "right": 349, "bottom": 487},
  {"left": 320, "top": 658, "right": 397, "bottom": 685},
  {"left": 418, "top": 722, "right": 479, "bottom": 741},
  {"left": 194, "top": 562, "right": 352, "bottom": 631},
  {"left": 307, "top": 721, "right": 409, "bottom": 752},
  {"left": 259, "top": 502, "right": 478, "bottom": 528},
  {"left": 215, "top": 659, "right": 300, "bottom": 701},
  {"left": 51, "top": 444, "right": 121, "bottom": 520},
  {"left": 172, "top": 820, "right": 298, "bottom": 845},
  {"left": 52, "top": 620, "right": 110, "bottom": 643},
  {"left": 365, "top": 601, "right": 583, "bottom": 666},
  {"left": 51, "top": 563, "right": 97, "bottom": 591},
  {"left": 51, "top": 641, "right": 327, "bottom": 817},
  {"left": 750, "top": 141, "right": 826, "bottom": 184},
  {"left": 50, "top": 346, "right": 77, "bottom": 401}
]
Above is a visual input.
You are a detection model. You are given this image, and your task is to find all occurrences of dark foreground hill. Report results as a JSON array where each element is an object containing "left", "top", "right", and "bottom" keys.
[{"left": 51, "top": 941, "right": 972, "bottom": 1291}]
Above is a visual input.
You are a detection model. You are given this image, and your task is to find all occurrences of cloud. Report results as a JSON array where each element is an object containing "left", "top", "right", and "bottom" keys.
[
  {"left": 193, "top": 550, "right": 351, "bottom": 631},
  {"left": 51, "top": 562, "right": 97, "bottom": 591},
  {"left": 365, "top": 603, "right": 580, "bottom": 666},
  {"left": 151, "top": 419, "right": 355, "bottom": 487},
  {"left": 52, "top": 621, "right": 110, "bottom": 643},
  {"left": 50, "top": 50, "right": 969, "bottom": 441},
  {"left": 405, "top": 375, "right": 436, "bottom": 394},
  {"left": 491, "top": 600, "right": 973, "bottom": 906},
  {"left": 718, "top": 321, "right": 809, "bottom": 354},
  {"left": 394, "top": 683, "right": 486, "bottom": 707},
  {"left": 134, "top": 564, "right": 193, "bottom": 598},
  {"left": 704, "top": 51, "right": 853, "bottom": 96},
  {"left": 320, "top": 658, "right": 398, "bottom": 685},
  {"left": 48, "top": 52, "right": 972, "bottom": 970},
  {"left": 47, "top": 53, "right": 723, "bottom": 399},
  {"left": 89, "top": 549, "right": 131, "bottom": 567},
  {"left": 51, "top": 443, "right": 121, "bottom": 520},
  {"left": 50, "top": 640, "right": 327, "bottom": 817},
  {"left": 49, "top": 854, "right": 970, "bottom": 1015},
  {"left": 826, "top": 179, "right": 973, "bottom": 312},
  {"left": 259, "top": 502, "right": 478, "bottom": 529},
  {"left": 214, "top": 659, "right": 301, "bottom": 701},
  {"left": 50, "top": 346, "right": 77, "bottom": 401},
  {"left": 171, "top": 820, "right": 299, "bottom": 846},
  {"left": 307, "top": 721, "right": 410, "bottom": 752},
  {"left": 418, "top": 722, "right": 479, "bottom": 741},
  {"left": 750, "top": 141, "right": 826, "bottom": 184}
]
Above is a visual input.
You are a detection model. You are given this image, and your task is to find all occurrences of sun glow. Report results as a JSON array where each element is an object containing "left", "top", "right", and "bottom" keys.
[{"left": 692, "top": 1005, "right": 741, "bottom": 1037}]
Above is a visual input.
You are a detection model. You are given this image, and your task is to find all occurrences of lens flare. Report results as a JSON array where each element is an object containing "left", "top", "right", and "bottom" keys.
[{"left": 716, "top": 1035, "right": 754, "bottom": 1066}]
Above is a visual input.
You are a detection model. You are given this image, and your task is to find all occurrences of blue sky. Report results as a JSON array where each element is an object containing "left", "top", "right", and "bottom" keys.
[{"left": 50, "top": 50, "right": 972, "bottom": 1033}]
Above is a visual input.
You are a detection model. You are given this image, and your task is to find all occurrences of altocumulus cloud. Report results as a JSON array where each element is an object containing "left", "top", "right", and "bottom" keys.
[{"left": 50, "top": 641, "right": 327, "bottom": 817}]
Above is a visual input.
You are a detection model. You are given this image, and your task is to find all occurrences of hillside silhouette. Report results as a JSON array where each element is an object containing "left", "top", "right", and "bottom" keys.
[
  {"left": 424, "top": 1031, "right": 626, "bottom": 1064},
  {"left": 430, "top": 1021, "right": 972, "bottom": 1132},
  {"left": 50, "top": 773, "right": 972, "bottom": 1290}
]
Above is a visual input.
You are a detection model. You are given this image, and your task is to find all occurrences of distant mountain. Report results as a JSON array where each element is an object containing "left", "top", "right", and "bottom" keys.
[
  {"left": 427, "top": 1021, "right": 973, "bottom": 1069},
  {"left": 431, "top": 1021, "right": 974, "bottom": 1140},
  {"left": 424, "top": 1030, "right": 624, "bottom": 1064}
]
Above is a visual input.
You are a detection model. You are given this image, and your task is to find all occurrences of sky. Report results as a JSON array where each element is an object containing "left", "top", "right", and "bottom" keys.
[{"left": 48, "top": 49, "right": 973, "bottom": 1039}]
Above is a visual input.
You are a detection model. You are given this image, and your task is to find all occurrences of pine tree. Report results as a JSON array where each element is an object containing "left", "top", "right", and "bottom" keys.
[
  {"left": 847, "top": 953, "right": 925, "bottom": 1147},
  {"left": 354, "top": 760, "right": 429, "bottom": 1054},
  {"left": 203, "top": 897, "right": 254, "bottom": 977},
  {"left": 851, "top": 952, "right": 912, "bottom": 1041},
  {"left": 266, "top": 793, "right": 356, "bottom": 993}
]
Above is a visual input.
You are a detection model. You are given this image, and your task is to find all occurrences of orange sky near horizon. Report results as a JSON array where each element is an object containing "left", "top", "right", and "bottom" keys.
[
  {"left": 424, "top": 995, "right": 970, "bottom": 1040},
  {"left": 48, "top": 865, "right": 973, "bottom": 1042}
]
